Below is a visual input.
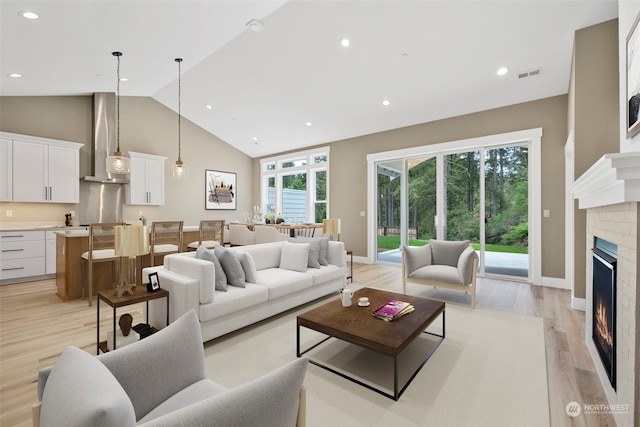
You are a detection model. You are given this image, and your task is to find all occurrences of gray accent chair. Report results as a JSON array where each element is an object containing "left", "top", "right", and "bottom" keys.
[
  {"left": 402, "top": 240, "right": 479, "bottom": 308},
  {"left": 33, "top": 310, "right": 308, "bottom": 427}
]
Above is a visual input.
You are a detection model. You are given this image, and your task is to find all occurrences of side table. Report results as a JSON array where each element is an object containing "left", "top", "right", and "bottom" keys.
[{"left": 97, "top": 287, "right": 169, "bottom": 354}]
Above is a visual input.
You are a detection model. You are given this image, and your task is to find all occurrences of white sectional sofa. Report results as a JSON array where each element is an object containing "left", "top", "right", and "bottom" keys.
[{"left": 142, "top": 240, "right": 347, "bottom": 343}]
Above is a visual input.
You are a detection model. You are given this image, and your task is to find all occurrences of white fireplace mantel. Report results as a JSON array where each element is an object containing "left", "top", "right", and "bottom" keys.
[{"left": 571, "top": 151, "right": 640, "bottom": 209}]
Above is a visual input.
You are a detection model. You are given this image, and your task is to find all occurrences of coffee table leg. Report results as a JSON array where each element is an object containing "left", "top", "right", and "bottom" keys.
[{"left": 394, "top": 356, "right": 399, "bottom": 400}]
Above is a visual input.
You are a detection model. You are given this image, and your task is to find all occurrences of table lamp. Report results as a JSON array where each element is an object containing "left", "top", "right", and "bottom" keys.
[
  {"left": 114, "top": 225, "right": 149, "bottom": 297},
  {"left": 322, "top": 218, "right": 341, "bottom": 241}
]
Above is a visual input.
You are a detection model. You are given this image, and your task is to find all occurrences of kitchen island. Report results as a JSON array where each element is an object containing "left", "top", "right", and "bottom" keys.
[{"left": 54, "top": 227, "right": 198, "bottom": 301}]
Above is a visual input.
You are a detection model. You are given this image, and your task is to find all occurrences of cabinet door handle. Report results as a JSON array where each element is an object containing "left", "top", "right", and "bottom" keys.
[
  {"left": 49, "top": 186, "right": 52, "bottom": 200},
  {"left": 1, "top": 235, "right": 24, "bottom": 238},
  {"left": 2, "top": 267, "right": 25, "bottom": 271},
  {"left": 2, "top": 249, "right": 24, "bottom": 252}
]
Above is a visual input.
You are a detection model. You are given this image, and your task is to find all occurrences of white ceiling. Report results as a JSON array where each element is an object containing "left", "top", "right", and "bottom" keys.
[{"left": 1, "top": 0, "right": 618, "bottom": 158}]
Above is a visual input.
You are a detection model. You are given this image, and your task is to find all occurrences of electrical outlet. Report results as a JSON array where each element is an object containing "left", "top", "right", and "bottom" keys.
[
  {"left": 138, "top": 211, "right": 143, "bottom": 217},
  {"left": 70, "top": 210, "right": 75, "bottom": 217},
  {"left": 543, "top": 209, "right": 550, "bottom": 217},
  {"left": 5, "top": 210, "right": 12, "bottom": 217},
  {"left": 360, "top": 211, "right": 365, "bottom": 217}
]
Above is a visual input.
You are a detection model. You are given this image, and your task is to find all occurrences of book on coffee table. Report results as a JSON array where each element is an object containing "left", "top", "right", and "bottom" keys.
[{"left": 372, "top": 300, "right": 415, "bottom": 321}]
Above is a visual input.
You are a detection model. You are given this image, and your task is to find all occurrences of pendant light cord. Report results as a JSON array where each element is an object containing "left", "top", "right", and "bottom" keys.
[
  {"left": 113, "top": 52, "right": 122, "bottom": 153},
  {"left": 176, "top": 58, "right": 183, "bottom": 162}
]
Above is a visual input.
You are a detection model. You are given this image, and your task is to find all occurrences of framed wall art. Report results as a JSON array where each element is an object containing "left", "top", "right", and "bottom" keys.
[
  {"left": 205, "top": 169, "right": 236, "bottom": 210},
  {"left": 627, "top": 11, "right": 640, "bottom": 138}
]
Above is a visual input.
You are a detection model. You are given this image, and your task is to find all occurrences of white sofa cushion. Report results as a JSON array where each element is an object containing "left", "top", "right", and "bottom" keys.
[
  {"left": 238, "top": 242, "right": 283, "bottom": 270},
  {"left": 304, "top": 264, "right": 346, "bottom": 286},
  {"left": 234, "top": 250, "right": 258, "bottom": 284},
  {"left": 289, "top": 237, "right": 321, "bottom": 268},
  {"left": 199, "top": 284, "right": 269, "bottom": 322},
  {"left": 279, "top": 242, "right": 309, "bottom": 273},
  {"left": 256, "top": 268, "right": 313, "bottom": 300}
]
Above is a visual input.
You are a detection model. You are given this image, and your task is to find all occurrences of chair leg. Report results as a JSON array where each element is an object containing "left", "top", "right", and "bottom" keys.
[
  {"left": 88, "top": 260, "right": 93, "bottom": 307},
  {"left": 81, "top": 259, "right": 86, "bottom": 300}
]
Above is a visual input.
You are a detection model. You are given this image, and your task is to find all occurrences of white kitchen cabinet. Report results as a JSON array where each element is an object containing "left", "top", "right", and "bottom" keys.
[
  {"left": 125, "top": 151, "right": 166, "bottom": 205},
  {"left": 0, "top": 230, "right": 45, "bottom": 284},
  {"left": 5, "top": 133, "right": 83, "bottom": 203},
  {"left": 45, "top": 230, "right": 57, "bottom": 275},
  {"left": 0, "top": 138, "right": 12, "bottom": 201}
]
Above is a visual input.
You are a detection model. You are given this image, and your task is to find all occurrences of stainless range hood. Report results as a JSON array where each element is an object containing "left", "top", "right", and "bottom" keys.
[
  {"left": 81, "top": 92, "right": 129, "bottom": 184},
  {"left": 78, "top": 92, "right": 127, "bottom": 225}
]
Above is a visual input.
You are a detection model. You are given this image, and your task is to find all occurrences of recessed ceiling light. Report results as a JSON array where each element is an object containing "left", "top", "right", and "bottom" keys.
[
  {"left": 340, "top": 37, "right": 350, "bottom": 47},
  {"left": 205, "top": 105, "right": 212, "bottom": 110},
  {"left": 382, "top": 99, "right": 390, "bottom": 106},
  {"left": 305, "top": 122, "right": 312, "bottom": 127},
  {"left": 497, "top": 67, "right": 509, "bottom": 76},
  {"left": 19, "top": 11, "right": 39, "bottom": 19},
  {"left": 252, "top": 136, "right": 258, "bottom": 141},
  {"left": 8, "top": 73, "right": 22, "bottom": 78}
]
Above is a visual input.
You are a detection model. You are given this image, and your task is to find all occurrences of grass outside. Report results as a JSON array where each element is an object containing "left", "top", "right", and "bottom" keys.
[{"left": 377, "top": 235, "right": 529, "bottom": 254}]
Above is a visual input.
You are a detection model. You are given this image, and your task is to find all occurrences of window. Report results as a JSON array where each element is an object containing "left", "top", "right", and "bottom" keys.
[{"left": 261, "top": 147, "right": 329, "bottom": 223}]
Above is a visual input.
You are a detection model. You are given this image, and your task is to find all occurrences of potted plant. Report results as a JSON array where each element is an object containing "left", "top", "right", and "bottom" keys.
[
  {"left": 265, "top": 212, "right": 274, "bottom": 224},
  {"left": 276, "top": 213, "right": 285, "bottom": 224}
]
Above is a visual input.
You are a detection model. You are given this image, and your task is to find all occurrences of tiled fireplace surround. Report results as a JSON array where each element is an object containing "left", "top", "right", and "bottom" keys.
[
  {"left": 573, "top": 152, "right": 640, "bottom": 426},
  {"left": 586, "top": 203, "right": 638, "bottom": 426}
]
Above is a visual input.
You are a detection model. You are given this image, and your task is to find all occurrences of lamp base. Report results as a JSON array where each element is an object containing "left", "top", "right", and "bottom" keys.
[{"left": 113, "top": 257, "right": 134, "bottom": 297}]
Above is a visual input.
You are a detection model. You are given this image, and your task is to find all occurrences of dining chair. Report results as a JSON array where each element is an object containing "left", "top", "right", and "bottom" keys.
[
  {"left": 187, "top": 220, "right": 225, "bottom": 250},
  {"left": 149, "top": 221, "right": 184, "bottom": 266},
  {"left": 81, "top": 222, "right": 122, "bottom": 306}
]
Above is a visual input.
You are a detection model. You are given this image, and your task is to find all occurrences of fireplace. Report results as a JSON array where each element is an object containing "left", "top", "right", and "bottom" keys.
[{"left": 592, "top": 237, "right": 617, "bottom": 390}]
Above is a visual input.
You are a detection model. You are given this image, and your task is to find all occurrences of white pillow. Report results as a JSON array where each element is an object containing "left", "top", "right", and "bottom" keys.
[{"left": 279, "top": 242, "right": 310, "bottom": 273}]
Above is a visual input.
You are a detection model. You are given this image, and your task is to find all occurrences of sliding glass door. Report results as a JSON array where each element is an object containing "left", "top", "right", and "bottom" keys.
[{"left": 374, "top": 144, "right": 529, "bottom": 281}]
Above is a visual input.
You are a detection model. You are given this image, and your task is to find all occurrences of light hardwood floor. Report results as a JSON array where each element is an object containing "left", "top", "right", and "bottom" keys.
[{"left": 0, "top": 263, "right": 615, "bottom": 427}]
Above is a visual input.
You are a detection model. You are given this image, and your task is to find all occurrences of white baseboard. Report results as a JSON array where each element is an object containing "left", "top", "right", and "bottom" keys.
[
  {"left": 540, "top": 276, "right": 569, "bottom": 289},
  {"left": 571, "top": 297, "right": 586, "bottom": 311}
]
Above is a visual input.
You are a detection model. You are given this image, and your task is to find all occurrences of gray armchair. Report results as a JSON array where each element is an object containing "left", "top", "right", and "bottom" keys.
[
  {"left": 33, "top": 310, "right": 308, "bottom": 427},
  {"left": 402, "top": 240, "right": 478, "bottom": 308}
]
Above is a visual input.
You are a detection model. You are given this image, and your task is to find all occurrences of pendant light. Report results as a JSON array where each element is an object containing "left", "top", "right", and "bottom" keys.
[
  {"left": 171, "top": 57, "right": 189, "bottom": 179},
  {"left": 106, "top": 51, "right": 131, "bottom": 175}
]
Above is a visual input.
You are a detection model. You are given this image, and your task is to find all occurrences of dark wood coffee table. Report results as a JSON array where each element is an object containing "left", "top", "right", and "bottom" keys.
[{"left": 297, "top": 287, "right": 445, "bottom": 400}]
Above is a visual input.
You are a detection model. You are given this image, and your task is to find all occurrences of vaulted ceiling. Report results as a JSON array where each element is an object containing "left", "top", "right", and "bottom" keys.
[{"left": 1, "top": 0, "right": 618, "bottom": 157}]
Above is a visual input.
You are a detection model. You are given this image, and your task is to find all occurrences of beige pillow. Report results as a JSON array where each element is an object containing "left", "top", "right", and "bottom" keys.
[{"left": 279, "top": 242, "right": 310, "bottom": 273}]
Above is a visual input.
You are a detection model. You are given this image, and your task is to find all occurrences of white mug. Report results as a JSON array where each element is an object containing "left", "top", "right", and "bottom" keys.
[{"left": 340, "top": 288, "right": 354, "bottom": 307}]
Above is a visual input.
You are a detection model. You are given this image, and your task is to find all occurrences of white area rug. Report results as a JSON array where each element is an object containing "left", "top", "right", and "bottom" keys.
[{"left": 203, "top": 294, "right": 549, "bottom": 427}]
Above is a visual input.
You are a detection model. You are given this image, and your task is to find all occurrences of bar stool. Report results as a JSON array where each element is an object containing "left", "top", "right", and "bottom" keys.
[
  {"left": 149, "top": 221, "right": 184, "bottom": 266},
  {"left": 81, "top": 223, "right": 122, "bottom": 306},
  {"left": 187, "top": 220, "right": 225, "bottom": 250}
]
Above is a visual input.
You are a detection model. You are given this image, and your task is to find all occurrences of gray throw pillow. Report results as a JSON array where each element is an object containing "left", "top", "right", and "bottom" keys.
[
  {"left": 41, "top": 346, "right": 136, "bottom": 427},
  {"left": 289, "top": 237, "right": 321, "bottom": 268},
  {"left": 317, "top": 236, "right": 329, "bottom": 265},
  {"left": 195, "top": 245, "right": 228, "bottom": 291},
  {"left": 214, "top": 245, "right": 246, "bottom": 288}
]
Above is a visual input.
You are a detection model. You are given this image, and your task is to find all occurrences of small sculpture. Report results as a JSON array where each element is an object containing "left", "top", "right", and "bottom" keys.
[{"left": 119, "top": 313, "right": 133, "bottom": 336}]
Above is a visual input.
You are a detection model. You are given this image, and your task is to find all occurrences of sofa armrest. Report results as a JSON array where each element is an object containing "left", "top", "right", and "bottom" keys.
[
  {"left": 165, "top": 255, "right": 215, "bottom": 304},
  {"left": 145, "top": 268, "right": 201, "bottom": 327},
  {"left": 457, "top": 246, "right": 479, "bottom": 285},
  {"left": 326, "top": 241, "right": 346, "bottom": 267}
]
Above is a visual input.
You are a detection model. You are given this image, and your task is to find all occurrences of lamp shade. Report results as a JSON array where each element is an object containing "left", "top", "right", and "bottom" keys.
[
  {"left": 115, "top": 225, "right": 149, "bottom": 257},
  {"left": 322, "top": 218, "right": 341, "bottom": 236}
]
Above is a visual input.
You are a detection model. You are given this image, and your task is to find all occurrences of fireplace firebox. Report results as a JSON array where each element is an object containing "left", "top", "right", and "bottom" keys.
[{"left": 592, "top": 237, "right": 617, "bottom": 390}]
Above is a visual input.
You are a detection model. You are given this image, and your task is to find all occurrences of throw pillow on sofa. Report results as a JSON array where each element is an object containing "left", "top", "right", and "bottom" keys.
[
  {"left": 195, "top": 246, "right": 228, "bottom": 291},
  {"left": 214, "top": 245, "right": 246, "bottom": 287},
  {"left": 279, "top": 242, "right": 310, "bottom": 273},
  {"left": 289, "top": 237, "right": 321, "bottom": 268},
  {"left": 234, "top": 250, "right": 258, "bottom": 284}
]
